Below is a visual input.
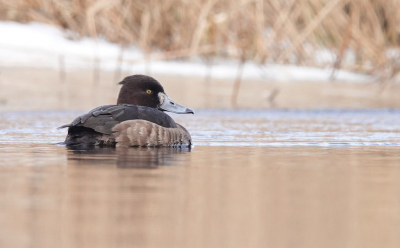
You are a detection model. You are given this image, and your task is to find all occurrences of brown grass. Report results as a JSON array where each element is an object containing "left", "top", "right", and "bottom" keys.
[{"left": 1, "top": 0, "right": 400, "bottom": 78}]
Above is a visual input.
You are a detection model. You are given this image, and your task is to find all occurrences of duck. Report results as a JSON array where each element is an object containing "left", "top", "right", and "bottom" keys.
[{"left": 59, "top": 75, "right": 194, "bottom": 147}]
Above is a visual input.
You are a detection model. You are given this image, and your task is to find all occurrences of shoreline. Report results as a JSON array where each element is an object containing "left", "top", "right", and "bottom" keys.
[{"left": 0, "top": 67, "right": 399, "bottom": 111}]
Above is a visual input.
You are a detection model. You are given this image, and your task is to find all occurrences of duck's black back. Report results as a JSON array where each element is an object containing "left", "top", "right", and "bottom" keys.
[{"left": 60, "top": 104, "right": 177, "bottom": 146}]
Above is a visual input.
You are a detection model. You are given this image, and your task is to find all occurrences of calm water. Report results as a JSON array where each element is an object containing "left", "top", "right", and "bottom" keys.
[{"left": 1, "top": 110, "right": 400, "bottom": 248}]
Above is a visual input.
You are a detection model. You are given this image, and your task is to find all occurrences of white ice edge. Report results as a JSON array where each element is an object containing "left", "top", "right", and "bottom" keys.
[{"left": 0, "top": 21, "right": 372, "bottom": 82}]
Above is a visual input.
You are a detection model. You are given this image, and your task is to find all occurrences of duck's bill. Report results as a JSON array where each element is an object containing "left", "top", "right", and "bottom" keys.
[{"left": 158, "top": 93, "right": 194, "bottom": 114}]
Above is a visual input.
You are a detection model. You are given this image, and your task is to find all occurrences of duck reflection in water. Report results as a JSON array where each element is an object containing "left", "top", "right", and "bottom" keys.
[{"left": 66, "top": 145, "right": 191, "bottom": 168}]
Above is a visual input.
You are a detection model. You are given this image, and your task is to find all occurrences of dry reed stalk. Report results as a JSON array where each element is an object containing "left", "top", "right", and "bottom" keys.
[
  {"left": 139, "top": 8, "right": 150, "bottom": 52},
  {"left": 86, "top": 0, "right": 117, "bottom": 39},
  {"left": 330, "top": 2, "right": 354, "bottom": 79},
  {"left": 267, "top": 0, "right": 308, "bottom": 62},
  {"left": 268, "top": 0, "right": 295, "bottom": 44},
  {"left": 189, "top": 0, "right": 218, "bottom": 58},
  {"left": 254, "top": 0, "right": 266, "bottom": 63},
  {"left": 231, "top": 58, "right": 245, "bottom": 108},
  {"left": 277, "top": 0, "right": 347, "bottom": 63}
]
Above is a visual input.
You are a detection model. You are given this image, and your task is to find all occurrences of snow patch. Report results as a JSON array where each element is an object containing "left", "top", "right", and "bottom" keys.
[{"left": 0, "top": 21, "right": 372, "bottom": 82}]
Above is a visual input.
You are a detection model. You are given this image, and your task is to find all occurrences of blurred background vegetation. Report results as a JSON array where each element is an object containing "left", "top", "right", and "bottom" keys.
[
  {"left": 1, "top": 0, "right": 400, "bottom": 79},
  {"left": 1, "top": 0, "right": 400, "bottom": 111}
]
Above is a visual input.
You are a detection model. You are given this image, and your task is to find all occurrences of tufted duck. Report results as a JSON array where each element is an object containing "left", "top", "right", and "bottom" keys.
[{"left": 59, "top": 75, "right": 193, "bottom": 147}]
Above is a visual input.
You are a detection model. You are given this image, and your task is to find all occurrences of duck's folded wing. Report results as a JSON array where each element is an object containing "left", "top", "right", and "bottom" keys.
[{"left": 59, "top": 105, "right": 177, "bottom": 134}]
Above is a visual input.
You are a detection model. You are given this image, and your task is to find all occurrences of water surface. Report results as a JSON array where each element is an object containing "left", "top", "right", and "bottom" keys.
[{"left": 0, "top": 110, "right": 400, "bottom": 248}]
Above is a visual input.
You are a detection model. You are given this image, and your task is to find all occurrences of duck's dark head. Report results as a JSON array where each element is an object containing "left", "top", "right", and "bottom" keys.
[{"left": 117, "top": 75, "right": 194, "bottom": 114}]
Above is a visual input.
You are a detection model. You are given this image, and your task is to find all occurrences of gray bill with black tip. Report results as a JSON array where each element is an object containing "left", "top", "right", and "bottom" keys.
[{"left": 158, "top": 93, "right": 194, "bottom": 114}]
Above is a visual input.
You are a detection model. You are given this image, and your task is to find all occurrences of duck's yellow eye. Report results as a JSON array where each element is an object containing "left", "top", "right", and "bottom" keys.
[{"left": 146, "top": 90, "right": 152, "bottom": 94}]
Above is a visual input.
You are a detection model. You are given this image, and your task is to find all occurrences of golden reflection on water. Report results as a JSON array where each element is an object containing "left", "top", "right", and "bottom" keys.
[{"left": 0, "top": 145, "right": 400, "bottom": 248}]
